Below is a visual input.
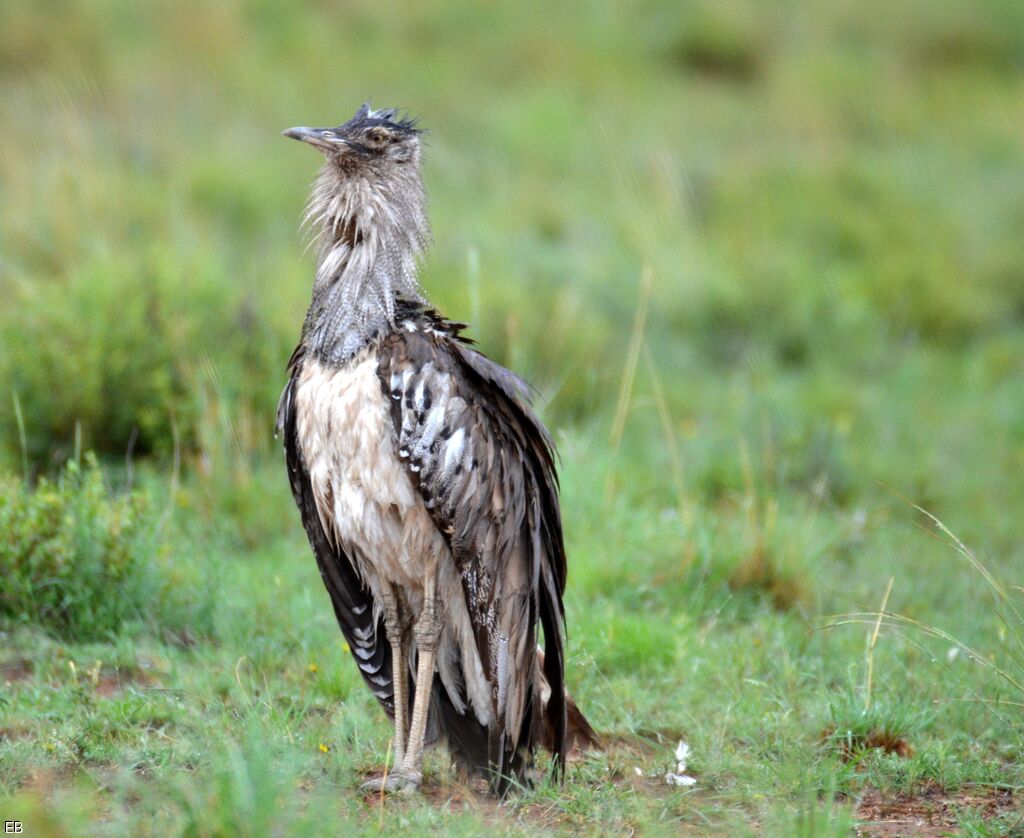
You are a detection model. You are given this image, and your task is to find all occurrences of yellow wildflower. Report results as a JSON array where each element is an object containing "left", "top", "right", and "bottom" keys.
[
  {"left": 308, "top": 662, "right": 318, "bottom": 674},
  {"left": 319, "top": 743, "right": 330, "bottom": 753}
]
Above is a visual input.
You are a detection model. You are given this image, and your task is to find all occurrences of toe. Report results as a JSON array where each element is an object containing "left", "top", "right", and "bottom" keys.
[
  {"left": 359, "top": 770, "right": 421, "bottom": 795},
  {"left": 359, "top": 777, "right": 386, "bottom": 794}
]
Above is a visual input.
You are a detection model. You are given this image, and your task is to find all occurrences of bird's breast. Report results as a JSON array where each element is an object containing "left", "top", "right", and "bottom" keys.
[{"left": 293, "top": 349, "right": 445, "bottom": 606}]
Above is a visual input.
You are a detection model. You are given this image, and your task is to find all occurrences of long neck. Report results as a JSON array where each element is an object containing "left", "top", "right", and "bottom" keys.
[{"left": 301, "top": 163, "right": 430, "bottom": 363}]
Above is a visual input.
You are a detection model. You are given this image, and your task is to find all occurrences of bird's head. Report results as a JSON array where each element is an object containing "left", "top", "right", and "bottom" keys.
[
  {"left": 283, "top": 103, "right": 422, "bottom": 173},
  {"left": 285, "top": 103, "right": 431, "bottom": 300}
]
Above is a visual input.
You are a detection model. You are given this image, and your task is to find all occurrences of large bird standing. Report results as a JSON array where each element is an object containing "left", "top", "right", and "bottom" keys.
[{"left": 278, "top": 104, "right": 596, "bottom": 794}]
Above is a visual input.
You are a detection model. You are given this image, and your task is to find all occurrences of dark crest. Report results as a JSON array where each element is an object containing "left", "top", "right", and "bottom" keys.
[{"left": 340, "top": 102, "right": 422, "bottom": 137}]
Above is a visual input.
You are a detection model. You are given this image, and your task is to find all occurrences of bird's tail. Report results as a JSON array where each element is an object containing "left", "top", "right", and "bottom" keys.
[
  {"left": 430, "top": 650, "right": 600, "bottom": 795},
  {"left": 430, "top": 675, "right": 491, "bottom": 775},
  {"left": 431, "top": 677, "right": 534, "bottom": 796},
  {"left": 560, "top": 690, "right": 602, "bottom": 759},
  {"left": 536, "top": 647, "right": 601, "bottom": 760}
]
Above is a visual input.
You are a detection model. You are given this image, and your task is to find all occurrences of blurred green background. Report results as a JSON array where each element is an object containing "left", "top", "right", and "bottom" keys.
[
  {"left": 3, "top": 0, "right": 1023, "bottom": 469},
  {"left": 1, "top": 0, "right": 1023, "bottom": 833}
]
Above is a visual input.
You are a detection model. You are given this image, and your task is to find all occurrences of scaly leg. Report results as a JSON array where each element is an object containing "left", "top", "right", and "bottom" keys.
[
  {"left": 383, "top": 587, "right": 410, "bottom": 764},
  {"left": 360, "top": 586, "right": 411, "bottom": 793},
  {"left": 398, "top": 556, "right": 441, "bottom": 786},
  {"left": 360, "top": 565, "right": 439, "bottom": 794}
]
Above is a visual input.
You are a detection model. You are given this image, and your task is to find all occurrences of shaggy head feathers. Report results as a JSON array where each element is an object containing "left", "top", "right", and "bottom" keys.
[{"left": 288, "top": 104, "right": 431, "bottom": 364}]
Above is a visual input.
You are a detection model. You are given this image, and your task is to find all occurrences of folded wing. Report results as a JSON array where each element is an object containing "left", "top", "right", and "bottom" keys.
[{"left": 377, "top": 303, "right": 567, "bottom": 789}]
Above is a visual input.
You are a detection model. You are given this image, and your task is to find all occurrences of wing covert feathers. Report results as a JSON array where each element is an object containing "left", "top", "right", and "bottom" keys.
[{"left": 377, "top": 302, "right": 569, "bottom": 793}]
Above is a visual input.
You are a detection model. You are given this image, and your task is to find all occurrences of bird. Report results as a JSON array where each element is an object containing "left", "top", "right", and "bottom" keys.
[{"left": 277, "top": 103, "right": 597, "bottom": 795}]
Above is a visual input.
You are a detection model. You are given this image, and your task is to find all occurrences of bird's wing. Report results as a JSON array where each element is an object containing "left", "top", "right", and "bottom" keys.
[
  {"left": 277, "top": 345, "right": 397, "bottom": 716},
  {"left": 376, "top": 307, "right": 567, "bottom": 785}
]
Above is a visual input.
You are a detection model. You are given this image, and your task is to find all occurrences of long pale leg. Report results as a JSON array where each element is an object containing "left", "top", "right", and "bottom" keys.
[
  {"left": 397, "top": 556, "right": 441, "bottom": 785},
  {"left": 360, "top": 587, "right": 411, "bottom": 793},
  {"left": 382, "top": 587, "right": 409, "bottom": 765},
  {"left": 360, "top": 565, "right": 439, "bottom": 794}
]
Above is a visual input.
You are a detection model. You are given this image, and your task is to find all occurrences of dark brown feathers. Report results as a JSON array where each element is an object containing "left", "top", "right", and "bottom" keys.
[{"left": 376, "top": 301, "right": 569, "bottom": 792}]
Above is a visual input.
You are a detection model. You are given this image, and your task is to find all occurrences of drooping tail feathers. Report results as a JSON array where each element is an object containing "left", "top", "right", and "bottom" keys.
[{"left": 428, "top": 647, "right": 600, "bottom": 795}]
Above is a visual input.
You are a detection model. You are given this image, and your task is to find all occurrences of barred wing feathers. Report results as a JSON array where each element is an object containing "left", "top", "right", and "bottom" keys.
[{"left": 377, "top": 306, "right": 568, "bottom": 787}]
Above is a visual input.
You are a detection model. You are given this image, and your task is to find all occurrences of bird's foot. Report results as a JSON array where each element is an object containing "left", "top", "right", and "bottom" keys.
[{"left": 360, "top": 768, "right": 422, "bottom": 796}]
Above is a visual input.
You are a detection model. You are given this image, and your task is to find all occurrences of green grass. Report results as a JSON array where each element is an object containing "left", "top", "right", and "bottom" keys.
[{"left": 2, "top": 0, "right": 1024, "bottom": 833}]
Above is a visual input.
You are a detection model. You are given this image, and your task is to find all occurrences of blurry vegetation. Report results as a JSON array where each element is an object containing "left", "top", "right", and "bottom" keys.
[
  {"left": 1, "top": 0, "right": 1023, "bottom": 832},
  {"left": 1, "top": 0, "right": 1023, "bottom": 470},
  {"left": 666, "top": 3, "right": 765, "bottom": 82},
  {"left": 0, "top": 453, "right": 212, "bottom": 641},
  {"left": 0, "top": 246, "right": 290, "bottom": 466}
]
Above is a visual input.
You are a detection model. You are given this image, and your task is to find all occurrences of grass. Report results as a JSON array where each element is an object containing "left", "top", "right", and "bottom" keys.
[{"left": 2, "top": 0, "right": 1024, "bottom": 833}]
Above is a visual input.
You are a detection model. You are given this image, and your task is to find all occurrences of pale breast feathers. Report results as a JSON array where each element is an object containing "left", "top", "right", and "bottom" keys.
[
  {"left": 277, "top": 346, "right": 397, "bottom": 713},
  {"left": 292, "top": 350, "right": 447, "bottom": 603}
]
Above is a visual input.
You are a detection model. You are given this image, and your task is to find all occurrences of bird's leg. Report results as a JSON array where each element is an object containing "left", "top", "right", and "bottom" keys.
[
  {"left": 360, "top": 561, "right": 439, "bottom": 795},
  {"left": 397, "top": 555, "right": 440, "bottom": 785},
  {"left": 359, "top": 587, "right": 412, "bottom": 795},
  {"left": 381, "top": 586, "right": 409, "bottom": 765}
]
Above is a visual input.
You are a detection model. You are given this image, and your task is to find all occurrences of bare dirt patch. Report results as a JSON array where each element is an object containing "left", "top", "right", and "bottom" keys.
[
  {"left": 856, "top": 782, "right": 1019, "bottom": 836},
  {"left": 2, "top": 657, "right": 159, "bottom": 696},
  {"left": 1, "top": 658, "right": 34, "bottom": 684},
  {"left": 92, "top": 665, "right": 155, "bottom": 697},
  {"left": 357, "top": 768, "right": 567, "bottom": 833},
  {"left": 357, "top": 731, "right": 691, "bottom": 829},
  {"left": 19, "top": 766, "right": 77, "bottom": 798}
]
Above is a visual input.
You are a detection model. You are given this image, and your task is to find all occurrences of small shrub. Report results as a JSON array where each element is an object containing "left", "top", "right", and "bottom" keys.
[
  {"left": 0, "top": 245, "right": 295, "bottom": 468},
  {"left": 0, "top": 454, "right": 208, "bottom": 641}
]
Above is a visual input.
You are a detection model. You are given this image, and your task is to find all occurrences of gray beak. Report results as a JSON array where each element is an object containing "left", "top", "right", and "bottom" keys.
[{"left": 282, "top": 126, "right": 347, "bottom": 148}]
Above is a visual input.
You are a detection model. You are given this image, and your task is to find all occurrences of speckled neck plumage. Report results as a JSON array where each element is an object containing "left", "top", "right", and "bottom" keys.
[{"left": 301, "top": 157, "right": 431, "bottom": 365}]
